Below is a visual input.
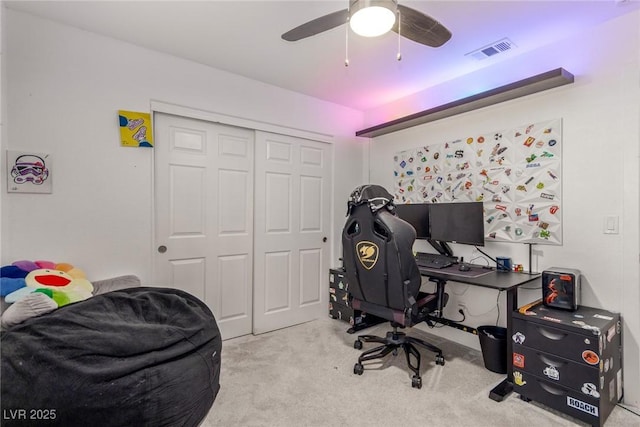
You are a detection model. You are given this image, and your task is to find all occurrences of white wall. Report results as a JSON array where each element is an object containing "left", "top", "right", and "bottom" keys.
[
  {"left": 1, "top": 9, "right": 365, "bottom": 281},
  {"left": 369, "top": 11, "right": 640, "bottom": 406},
  {"left": 0, "top": 2, "right": 4, "bottom": 265}
]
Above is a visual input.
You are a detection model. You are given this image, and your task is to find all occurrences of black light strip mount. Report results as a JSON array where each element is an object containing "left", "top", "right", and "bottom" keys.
[{"left": 356, "top": 68, "right": 574, "bottom": 138}]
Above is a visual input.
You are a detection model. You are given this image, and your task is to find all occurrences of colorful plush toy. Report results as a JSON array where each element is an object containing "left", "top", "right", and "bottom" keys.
[{"left": 1, "top": 260, "right": 93, "bottom": 328}]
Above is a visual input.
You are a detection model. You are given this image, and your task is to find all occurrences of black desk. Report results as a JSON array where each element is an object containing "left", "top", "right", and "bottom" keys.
[{"left": 418, "top": 264, "right": 541, "bottom": 402}]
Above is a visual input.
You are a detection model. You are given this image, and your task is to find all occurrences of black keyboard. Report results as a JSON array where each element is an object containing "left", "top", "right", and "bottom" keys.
[{"left": 415, "top": 252, "right": 454, "bottom": 269}]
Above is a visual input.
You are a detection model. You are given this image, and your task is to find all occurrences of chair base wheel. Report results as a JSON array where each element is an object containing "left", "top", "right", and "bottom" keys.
[
  {"left": 353, "top": 339, "right": 363, "bottom": 350},
  {"left": 436, "top": 355, "right": 445, "bottom": 366},
  {"left": 354, "top": 363, "right": 364, "bottom": 375},
  {"left": 412, "top": 375, "right": 422, "bottom": 389}
]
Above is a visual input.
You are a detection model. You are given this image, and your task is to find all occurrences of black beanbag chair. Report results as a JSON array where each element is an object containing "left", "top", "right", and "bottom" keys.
[{"left": 1, "top": 287, "right": 221, "bottom": 427}]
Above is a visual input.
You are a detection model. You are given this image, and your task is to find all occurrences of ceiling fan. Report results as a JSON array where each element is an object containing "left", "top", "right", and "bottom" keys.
[{"left": 281, "top": 0, "right": 452, "bottom": 48}]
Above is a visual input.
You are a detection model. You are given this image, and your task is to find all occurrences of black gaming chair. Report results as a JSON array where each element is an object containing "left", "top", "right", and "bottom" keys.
[{"left": 342, "top": 185, "right": 447, "bottom": 389}]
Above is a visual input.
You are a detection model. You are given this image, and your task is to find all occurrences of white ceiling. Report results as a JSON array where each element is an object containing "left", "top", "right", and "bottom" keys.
[{"left": 5, "top": 0, "right": 640, "bottom": 111}]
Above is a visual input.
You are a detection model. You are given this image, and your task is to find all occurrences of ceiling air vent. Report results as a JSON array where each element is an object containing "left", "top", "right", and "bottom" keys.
[{"left": 466, "top": 38, "right": 516, "bottom": 61}]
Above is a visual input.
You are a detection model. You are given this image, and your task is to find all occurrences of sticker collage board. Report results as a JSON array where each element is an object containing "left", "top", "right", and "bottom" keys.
[{"left": 393, "top": 119, "right": 562, "bottom": 245}]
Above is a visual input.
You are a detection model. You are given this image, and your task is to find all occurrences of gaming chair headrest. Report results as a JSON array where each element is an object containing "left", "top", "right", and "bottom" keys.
[{"left": 346, "top": 184, "right": 394, "bottom": 216}]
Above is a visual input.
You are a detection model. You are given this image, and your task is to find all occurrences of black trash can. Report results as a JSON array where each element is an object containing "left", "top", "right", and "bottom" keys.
[{"left": 477, "top": 325, "right": 507, "bottom": 374}]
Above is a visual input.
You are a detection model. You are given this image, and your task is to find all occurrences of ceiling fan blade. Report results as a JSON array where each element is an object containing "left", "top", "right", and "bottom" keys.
[
  {"left": 282, "top": 9, "right": 349, "bottom": 41},
  {"left": 393, "top": 4, "right": 452, "bottom": 47}
]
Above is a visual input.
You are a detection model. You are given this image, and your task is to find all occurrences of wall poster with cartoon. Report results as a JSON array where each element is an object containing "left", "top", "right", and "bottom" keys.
[
  {"left": 6, "top": 151, "right": 53, "bottom": 194},
  {"left": 394, "top": 118, "right": 562, "bottom": 245},
  {"left": 118, "top": 110, "right": 153, "bottom": 147}
]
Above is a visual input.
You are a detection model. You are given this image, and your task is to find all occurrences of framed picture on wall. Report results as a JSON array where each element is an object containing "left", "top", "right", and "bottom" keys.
[
  {"left": 6, "top": 150, "right": 53, "bottom": 194},
  {"left": 118, "top": 110, "right": 154, "bottom": 147}
]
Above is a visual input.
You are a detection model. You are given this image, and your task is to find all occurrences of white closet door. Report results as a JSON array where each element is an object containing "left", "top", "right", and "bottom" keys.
[
  {"left": 154, "top": 113, "right": 254, "bottom": 340},
  {"left": 253, "top": 131, "right": 332, "bottom": 334}
]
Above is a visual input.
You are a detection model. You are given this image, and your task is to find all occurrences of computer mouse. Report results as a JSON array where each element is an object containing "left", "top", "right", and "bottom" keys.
[{"left": 459, "top": 263, "right": 471, "bottom": 272}]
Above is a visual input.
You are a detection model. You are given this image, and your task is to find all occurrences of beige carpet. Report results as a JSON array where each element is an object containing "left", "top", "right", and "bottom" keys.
[{"left": 201, "top": 317, "right": 639, "bottom": 426}]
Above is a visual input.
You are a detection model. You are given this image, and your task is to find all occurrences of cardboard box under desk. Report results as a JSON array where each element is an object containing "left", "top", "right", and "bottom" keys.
[
  {"left": 329, "top": 286, "right": 350, "bottom": 307},
  {"left": 329, "top": 268, "right": 385, "bottom": 330},
  {"left": 329, "top": 301, "right": 364, "bottom": 326}
]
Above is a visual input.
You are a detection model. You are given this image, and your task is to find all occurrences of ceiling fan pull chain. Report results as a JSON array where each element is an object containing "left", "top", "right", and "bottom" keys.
[
  {"left": 397, "top": 9, "right": 402, "bottom": 61},
  {"left": 345, "top": 16, "right": 350, "bottom": 67}
]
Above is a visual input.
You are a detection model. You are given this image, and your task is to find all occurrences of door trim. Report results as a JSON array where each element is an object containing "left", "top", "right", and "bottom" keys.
[{"left": 150, "top": 100, "right": 335, "bottom": 144}]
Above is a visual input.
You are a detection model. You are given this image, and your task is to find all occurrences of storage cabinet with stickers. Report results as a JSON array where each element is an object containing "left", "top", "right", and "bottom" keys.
[
  {"left": 512, "top": 303, "right": 622, "bottom": 427},
  {"left": 329, "top": 268, "right": 384, "bottom": 333}
]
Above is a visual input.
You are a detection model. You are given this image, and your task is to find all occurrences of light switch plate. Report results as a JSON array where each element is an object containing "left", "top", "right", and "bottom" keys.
[{"left": 604, "top": 215, "right": 619, "bottom": 234}]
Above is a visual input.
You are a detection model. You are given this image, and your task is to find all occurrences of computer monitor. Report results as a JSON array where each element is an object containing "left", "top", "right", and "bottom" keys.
[
  {"left": 393, "top": 203, "right": 430, "bottom": 239},
  {"left": 429, "top": 202, "right": 485, "bottom": 246}
]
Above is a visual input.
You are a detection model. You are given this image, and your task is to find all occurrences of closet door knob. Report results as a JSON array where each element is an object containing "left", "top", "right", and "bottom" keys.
[
  {"left": 323, "top": 237, "right": 327, "bottom": 242},
  {"left": 158, "top": 245, "right": 167, "bottom": 253}
]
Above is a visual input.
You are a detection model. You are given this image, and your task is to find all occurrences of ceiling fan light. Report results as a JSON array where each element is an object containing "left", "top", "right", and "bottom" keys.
[{"left": 349, "top": 0, "right": 397, "bottom": 38}]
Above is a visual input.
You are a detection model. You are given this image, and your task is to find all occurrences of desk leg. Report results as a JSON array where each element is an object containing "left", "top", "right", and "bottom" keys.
[{"left": 489, "top": 287, "right": 517, "bottom": 402}]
